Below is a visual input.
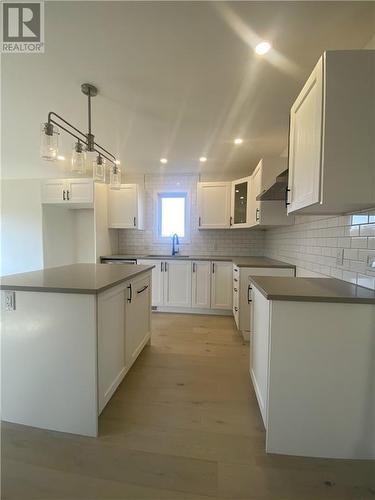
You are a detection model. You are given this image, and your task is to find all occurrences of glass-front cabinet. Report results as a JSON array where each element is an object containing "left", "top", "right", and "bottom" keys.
[{"left": 231, "top": 176, "right": 251, "bottom": 228}]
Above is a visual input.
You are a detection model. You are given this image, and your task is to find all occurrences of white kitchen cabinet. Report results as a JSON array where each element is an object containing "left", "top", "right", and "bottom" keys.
[
  {"left": 231, "top": 176, "right": 251, "bottom": 228},
  {"left": 125, "top": 273, "right": 152, "bottom": 367},
  {"left": 250, "top": 286, "right": 270, "bottom": 425},
  {"left": 164, "top": 260, "right": 192, "bottom": 307},
  {"left": 288, "top": 50, "right": 375, "bottom": 214},
  {"left": 192, "top": 260, "right": 211, "bottom": 309},
  {"left": 235, "top": 265, "right": 295, "bottom": 340},
  {"left": 211, "top": 261, "right": 233, "bottom": 310},
  {"left": 137, "top": 259, "right": 164, "bottom": 306},
  {"left": 249, "top": 160, "right": 293, "bottom": 228},
  {"left": 98, "top": 283, "right": 126, "bottom": 413},
  {"left": 197, "top": 182, "right": 231, "bottom": 229},
  {"left": 41, "top": 178, "right": 93, "bottom": 205},
  {"left": 98, "top": 271, "right": 152, "bottom": 414},
  {"left": 108, "top": 184, "right": 144, "bottom": 229},
  {"left": 249, "top": 279, "right": 375, "bottom": 459}
]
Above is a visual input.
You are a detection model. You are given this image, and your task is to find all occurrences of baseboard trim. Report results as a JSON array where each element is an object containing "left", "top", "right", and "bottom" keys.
[{"left": 152, "top": 307, "right": 233, "bottom": 316}]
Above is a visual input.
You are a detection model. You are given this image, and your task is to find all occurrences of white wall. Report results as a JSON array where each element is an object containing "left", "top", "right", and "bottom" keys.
[{"left": 0, "top": 180, "right": 44, "bottom": 275}]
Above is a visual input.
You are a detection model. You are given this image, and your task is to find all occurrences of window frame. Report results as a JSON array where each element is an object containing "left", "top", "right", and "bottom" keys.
[{"left": 153, "top": 190, "right": 190, "bottom": 244}]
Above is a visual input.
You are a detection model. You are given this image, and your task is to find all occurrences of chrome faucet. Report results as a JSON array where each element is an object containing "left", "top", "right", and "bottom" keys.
[{"left": 172, "top": 233, "right": 180, "bottom": 256}]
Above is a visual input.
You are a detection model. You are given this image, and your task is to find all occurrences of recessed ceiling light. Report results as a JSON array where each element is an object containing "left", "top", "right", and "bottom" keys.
[
  {"left": 57, "top": 155, "right": 65, "bottom": 161},
  {"left": 199, "top": 156, "right": 207, "bottom": 162},
  {"left": 234, "top": 138, "right": 243, "bottom": 145},
  {"left": 160, "top": 158, "right": 168, "bottom": 164},
  {"left": 255, "top": 41, "right": 271, "bottom": 55}
]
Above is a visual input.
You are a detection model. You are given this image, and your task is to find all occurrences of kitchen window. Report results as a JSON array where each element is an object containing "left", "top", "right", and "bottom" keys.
[{"left": 156, "top": 191, "right": 190, "bottom": 241}]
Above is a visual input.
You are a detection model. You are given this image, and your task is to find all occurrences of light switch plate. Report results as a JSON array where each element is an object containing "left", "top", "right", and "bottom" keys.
[
  {"left": 336, "top": 248, "right": 344, "bottom": 266},
  {"left": 4, "top": 291, "right": 16, "bottom": 311}
]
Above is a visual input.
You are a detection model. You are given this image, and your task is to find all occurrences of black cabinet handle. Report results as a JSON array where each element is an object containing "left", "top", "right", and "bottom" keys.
[
  {"left": 285, "top": 187, "right": 291, "bottom": 207},
  {"left": 133, "top": 216, "right": 136, "bottom": 227},
  {"left": 193, "top": 262, "right": 196, "bottom": 273},
  {"left": 137, "top": 285, "right": 148, "bottom": 294},
  {"left": 198, "top": 216, "right": 201, "bottom": 227},
  {"left": 255, "top": 208, "right": 260, "bottom": 221},
  {"left": 66, "top": 190, "right": 70, "bottom": 201},
  {"left": 212, "top": 263, "right": 215, "bottom": 274},
  {"left": 62, "top": 190, "right": 66, "bottom": 201},
  {"left": 230, "top": 216, "right": 233, "bottom": 226},
  {"left": 165, "top": 262, "right": 168, "bottom": 272},
  {"left": 127, "top": 284, "right": 132, "bottom": 303},
  {"left": 248, "top": 285, "right": 252, "bottom": 303},
  {"left": 161, "top": 261, "right": 163, "bottom": 272}
]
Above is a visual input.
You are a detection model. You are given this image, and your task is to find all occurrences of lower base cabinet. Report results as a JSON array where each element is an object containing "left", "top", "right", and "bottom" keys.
[
  {"left": 234, "top": 265, "right": 295, "bottom": 338},
  {"left": 98, "top": 271, "right": 152, "bottom": 413},
  {"left": 211, "top": 261, "right": 233, "bottom": 310},
  {"left": 138, "top": 259, "right": 233, "bottom": 312}
]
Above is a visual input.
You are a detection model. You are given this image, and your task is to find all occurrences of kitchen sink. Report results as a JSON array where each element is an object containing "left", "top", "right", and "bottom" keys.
[{"left": 146, "top": 254, "right": 189, "bottom": 258}]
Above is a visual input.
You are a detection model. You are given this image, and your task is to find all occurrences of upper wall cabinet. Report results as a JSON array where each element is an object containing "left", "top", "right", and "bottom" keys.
[
  {"left": 231, "top": 176, "right": 252, "bottom": 228},
  {"left": 288, "top": 50, "right": 375, "bottom": 215},
  {"left": 249, "top": 159, "right": 294, "bottom": 228},
  {"left": 41, "top": 178, "right": 94, "bottom": 206},
  {"left": 107, "top": 184, "right": 144, "bottom": 230},
  {"left": 197, "top": 182, "right": 231, "bottom": 229}
]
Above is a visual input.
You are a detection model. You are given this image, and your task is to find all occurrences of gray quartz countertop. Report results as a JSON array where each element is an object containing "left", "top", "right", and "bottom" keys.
[
  {"left": 0, "top": 263, "right": 154, "bottom": 295},
  {"left": 101, "top": 255, "right": 296, "bottom": 269},
  {"left": 250, "top": 276, "right": 375, "bottom": 304}
]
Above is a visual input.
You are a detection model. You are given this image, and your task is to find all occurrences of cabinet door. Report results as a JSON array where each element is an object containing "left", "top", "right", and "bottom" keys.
[
  {"left": 125, "top": 274, "right": 151, "bottom": 367},
  {"left": 41, "top": 179, "right": 65, "bottom": 204},
  {"left": 197, "top": 182, "right": 231, "bottom": 229},
  {"left": 66, "top": 179, "right": 94, "bottom": 204},
  {"left": 249, "top": 166, "right": 261, "bottom": 226},
  {"left": 192, "top": 261, "right": 211, "bottom": 309},
  {"left": 108, "top": 185, "right": 137, "bottom": 228},
  {"left": 250, "top": 287, "right": 270, "bottom": 427},
  {"left": 211, "top": 261, "right": 233, "bottom": 310},
  {"left": 231, "top": 177, "right": 251, "bottom": 227},
  {"left": 137, "top": 259, "right": 164, "bottom": 306},
  {"left": 164, "top": 260, "right": 192, "bottom": 307},
  {"left": 288, "top": 57, "right": 323, "bottom": 213},
  {"left": 97, "top": 283, "right": 126, "bottom": 413}
]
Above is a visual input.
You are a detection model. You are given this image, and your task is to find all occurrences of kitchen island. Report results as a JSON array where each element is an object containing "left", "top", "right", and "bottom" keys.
[
  {"left": 1, "top": 263, "right": 154, "bottom": 437},
  {"left": 249, "top": 276, "right": 375, "bottom": 459}
]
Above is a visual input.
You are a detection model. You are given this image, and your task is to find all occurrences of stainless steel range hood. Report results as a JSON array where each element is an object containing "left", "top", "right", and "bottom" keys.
[{"left": 256, "top": 169, "right": 289, "bottom": 201}]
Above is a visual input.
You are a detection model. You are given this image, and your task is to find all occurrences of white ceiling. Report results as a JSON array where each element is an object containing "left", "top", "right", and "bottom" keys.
[{"left": 2, "top": 1, "right": 374, "bottom": 179}]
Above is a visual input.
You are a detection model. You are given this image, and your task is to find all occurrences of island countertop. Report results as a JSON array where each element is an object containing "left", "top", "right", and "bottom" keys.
[
  {"left": 101, "top": 254, "right": 296, "bottom": 269},
  {"left": 0, "top": 263, "right": 155, "bottom": 295},
  {"left": 250, "top": 276, "right": 375, "bottom": 304}
]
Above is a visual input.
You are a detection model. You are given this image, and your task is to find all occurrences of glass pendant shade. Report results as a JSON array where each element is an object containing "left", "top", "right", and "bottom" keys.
[
  {"left": 109, "top": 165, "right": 121, "bottom": 189},
  {"left": 93, "top": 154, "right": 106, "bottom": 182},
  {"left": 40, "top": 122, "right": 59, "bottom": 161},
  {"left": 71, "top": 141, "right": 86, "bottom": 174}
]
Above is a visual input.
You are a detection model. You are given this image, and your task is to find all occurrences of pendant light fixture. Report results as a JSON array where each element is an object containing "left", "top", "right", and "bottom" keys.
[
  {"left": 71, "top": 140, "right": 86, "bottom": 174},
  {"left": 40, "top": 83, "right": 121, "bottom": 188},
  {"left": 40, "top": 122, "right": 59, "bottom": 160},
  {"left": 93, "top": 154, "right": 106, "bottom": 182},
  {"left": 109, "top": 165, "right": 121, "bottom": 189}
]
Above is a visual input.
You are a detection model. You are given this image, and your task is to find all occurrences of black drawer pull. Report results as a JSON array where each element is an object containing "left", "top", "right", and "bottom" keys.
[
  {"left": 248, "top": 284, "right": 252, "bottom": 303},
  {"left": 137, "top": 285, "right": 149, "bottom": 294},
  {"left": 127, "top": 284, "right": 132, "bottom": 303}
]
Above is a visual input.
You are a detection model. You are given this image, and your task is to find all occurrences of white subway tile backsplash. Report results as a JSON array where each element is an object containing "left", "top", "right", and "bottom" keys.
[{"left": 264, "top": 209, "right": 375, "bottom": 290}]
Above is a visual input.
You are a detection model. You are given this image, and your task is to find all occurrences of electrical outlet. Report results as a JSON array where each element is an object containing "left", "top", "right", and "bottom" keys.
[
  {"left": 336, "top": 248, "right": 344, "bottom": 266},
  {"left": 367, "top": 255, "right": 375, "bottom": 270},
  {"left": 4, "top": 291, "right": 16, "bottom": 311}
]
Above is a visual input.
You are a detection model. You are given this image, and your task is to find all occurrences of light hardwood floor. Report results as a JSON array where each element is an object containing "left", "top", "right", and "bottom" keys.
[{"left": 2, "top": 313, "right": 374, "bottom": 499}]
